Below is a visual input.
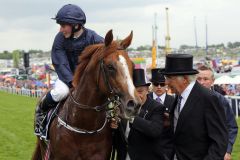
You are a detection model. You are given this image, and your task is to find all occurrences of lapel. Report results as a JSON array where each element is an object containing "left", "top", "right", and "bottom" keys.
[
  {"left": 128, "top": 97, "right": 152, "bottom": 140},
  {"left": 148, "top": 92, "right": 154, "bottom": 99},
  {"left": 139, "top": 97, "right": 152, "bottom": 118},
  {"left": 164, "top": 94, "right": 171, "bottom": 108},
  {"left": 174, "top": 82, "right": 201, "bottom": 134}
]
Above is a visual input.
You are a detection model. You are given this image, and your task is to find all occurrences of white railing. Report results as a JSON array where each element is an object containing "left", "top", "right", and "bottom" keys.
[
  {"left": 225, "top": 96, "right": 240, "bottom": 119},
  {"left": 0, "top": 86, "right": 44, "bottom": 98},
  {"left": 1, "top": 86, "right": 240, "bottom": 118}
]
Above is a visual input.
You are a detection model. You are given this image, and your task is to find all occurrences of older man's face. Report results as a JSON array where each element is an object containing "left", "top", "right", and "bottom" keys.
[{"left": 165, "top": 75, "right": 186, "bottom": 95}]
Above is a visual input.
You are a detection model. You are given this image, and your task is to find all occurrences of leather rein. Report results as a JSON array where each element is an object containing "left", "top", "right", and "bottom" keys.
[{"left": 57, "top": 57, "right": 122, "bottom": 135}]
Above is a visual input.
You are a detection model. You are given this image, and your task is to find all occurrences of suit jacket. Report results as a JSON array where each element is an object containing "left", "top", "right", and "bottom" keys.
[
  {"left": 171, "top": 82, "right": 228, "bottom": 160},
  {"left": 213, "top": 90, "right": 238, "bottom": 153},
  {"left": 149, "top": 92, "right": 175, "bottom": 159},
  {"left": 114, "top": 96, "right": 166, "bottom": 160},
  {"left": 149, "top": 92, "right": 175, "bottom": 111}
]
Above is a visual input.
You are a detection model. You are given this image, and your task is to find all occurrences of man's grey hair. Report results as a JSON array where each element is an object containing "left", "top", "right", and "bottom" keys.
[{"left": 176, "top": 75, "right": 196, "bottom": 83}]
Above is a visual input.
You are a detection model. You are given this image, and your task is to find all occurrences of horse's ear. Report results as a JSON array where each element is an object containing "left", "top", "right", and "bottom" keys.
[
  {"left": 105, "top": 29, "right": 113, "bottom": 47},
  {"left": 120, "top": 31, "right": 133, "bottom": 49}
]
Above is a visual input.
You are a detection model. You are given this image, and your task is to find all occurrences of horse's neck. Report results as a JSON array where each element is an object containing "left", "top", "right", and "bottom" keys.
[
  {"left": 74, "top": 79, "right": 107, "bottom": 106},
  {"left": 60, "top": 78, "right": 107, "bottom": 128}
]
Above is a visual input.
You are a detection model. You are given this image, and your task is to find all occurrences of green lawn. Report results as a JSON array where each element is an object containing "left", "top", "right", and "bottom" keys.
[
  {"left": 0, "top": 91, "right": 37, "bottom": 160},
  {"left": 0, "top": 91, "right": 239, "bottom": 159},
  {"left": 232, "top": 118, "right": 240, "bottom": 160}
]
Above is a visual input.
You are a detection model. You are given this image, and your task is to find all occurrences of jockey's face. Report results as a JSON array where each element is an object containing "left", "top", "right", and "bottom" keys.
[{"left": 59, "top": 24, "right": 72, "bottom": 38}]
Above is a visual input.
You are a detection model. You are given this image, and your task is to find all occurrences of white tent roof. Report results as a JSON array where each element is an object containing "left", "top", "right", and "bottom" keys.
[
  {"left": 231, "top": 75, "right": 240, "bottom": 84},
  {"left": 214, "top": 75, "right": 234, "bottom": 84}
]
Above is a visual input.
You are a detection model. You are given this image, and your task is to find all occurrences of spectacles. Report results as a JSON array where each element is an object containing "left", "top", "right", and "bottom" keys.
[{"left": 153, "top": 83, "right": 165, "bottom": 87}]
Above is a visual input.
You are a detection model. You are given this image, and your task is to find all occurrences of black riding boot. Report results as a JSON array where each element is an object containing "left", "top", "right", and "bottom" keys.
[{"left": 34, "top": 92, "right": 58, "bottom": 136}]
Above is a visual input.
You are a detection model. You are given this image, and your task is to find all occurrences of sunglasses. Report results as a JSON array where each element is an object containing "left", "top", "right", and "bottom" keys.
[{"left": 153, "top": 83, "right": 165, "bottom": 87}]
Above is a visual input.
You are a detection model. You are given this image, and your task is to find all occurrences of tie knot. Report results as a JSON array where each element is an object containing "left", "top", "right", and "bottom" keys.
[
  {"left": 156, "top": 97, "right": 162, "bottom": 103},
  {"left": 178, "top": 95, "right": 182, "bottom": 101}
]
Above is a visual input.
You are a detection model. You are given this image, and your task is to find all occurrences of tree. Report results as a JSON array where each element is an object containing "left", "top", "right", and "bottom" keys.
[
  {"left": 12, "top": 50, "right": 20, "bottom": 68},
  {"left": 227, "top": 42, "right": 233, "bottom": 49}
]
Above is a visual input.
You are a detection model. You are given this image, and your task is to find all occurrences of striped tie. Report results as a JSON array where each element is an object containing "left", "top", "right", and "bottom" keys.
[
  {"left": 177, "top": 96, "right": 182, "bottom": 113},
  {"left": 156, "top": 97, "right": 162, "bottom": 104}
]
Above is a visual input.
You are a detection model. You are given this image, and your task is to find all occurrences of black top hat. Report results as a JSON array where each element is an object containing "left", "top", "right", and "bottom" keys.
[
  {"left": 150, "top": 68, "right": 165, "bottom": 83},
  {"left": 133, "top": 69, "right": 151, "bottom": 87},
  {"left": 162, "top": 54, "right": 199, "bottom": 75}
]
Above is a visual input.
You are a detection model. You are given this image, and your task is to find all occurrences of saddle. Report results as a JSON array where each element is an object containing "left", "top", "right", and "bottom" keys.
[{"left": 37, "top": 104, "right": 60, "bottom": 141}]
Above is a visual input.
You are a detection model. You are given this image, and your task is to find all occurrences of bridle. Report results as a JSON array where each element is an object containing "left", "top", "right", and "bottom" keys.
[{"left": 57, "top": 49, "right": 125, "bottom": 134}]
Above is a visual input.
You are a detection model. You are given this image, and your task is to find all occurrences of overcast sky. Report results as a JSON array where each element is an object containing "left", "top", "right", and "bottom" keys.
[{"left": 0, "top": 0, "right": 239, "bottom": 52}]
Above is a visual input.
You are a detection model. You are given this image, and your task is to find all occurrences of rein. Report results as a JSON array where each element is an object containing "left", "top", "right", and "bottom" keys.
[{"left": 57, "top": 58, "right": 122, "bottom": 135}]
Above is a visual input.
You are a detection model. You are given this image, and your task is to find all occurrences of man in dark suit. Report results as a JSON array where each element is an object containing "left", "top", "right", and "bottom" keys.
[
  {"left": 113, "top": 69, "right": 166, "bottom": 160},
  {"left": 197, "top": 65, "right": 238, "bottom": 160},
  {"left": 149, "top": 68, "right": 175, "bottom": 110},
  {"left": 162, "top": 54, "right": 228, "bottom": 160},
  {"left": 149, "top": 68, "right": 175, "bottom": 159}
]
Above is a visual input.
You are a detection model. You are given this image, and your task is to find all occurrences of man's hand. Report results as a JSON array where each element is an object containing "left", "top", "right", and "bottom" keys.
[
  {"left": 224, "top": 153, "right": 231, "bottom": 160},
  {"left": 163, "top": 112, "right": 170, "bottom": 127},
  {"left": 110, "top": 118, "right": 120, "bottom": 129}
]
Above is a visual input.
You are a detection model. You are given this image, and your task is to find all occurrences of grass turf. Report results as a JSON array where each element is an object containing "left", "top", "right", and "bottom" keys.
[{"left": 0, "top": 91, "right": 239, "bottom": 159}]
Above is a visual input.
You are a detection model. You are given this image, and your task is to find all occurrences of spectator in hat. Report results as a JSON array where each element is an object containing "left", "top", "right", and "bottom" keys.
[
  {"left": 113, "top": 69, "right": 166, "bottom": 160},
  {"left": 149, "top": 68, "right": 175, "bottom": 112},
  {"left": 162, "top": 54, "right": 228, "bottom": 160},
  {"left": 197, "top": 65, "right": 238, "bottom": 160},
  {"left": 149, "top": 68, "right": 175, "bottom": 159}
]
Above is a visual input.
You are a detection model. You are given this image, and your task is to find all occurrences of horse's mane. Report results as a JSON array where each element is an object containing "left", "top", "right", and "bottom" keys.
[{"left": 72, "top": 41, "right": 118, "bottom": 87}]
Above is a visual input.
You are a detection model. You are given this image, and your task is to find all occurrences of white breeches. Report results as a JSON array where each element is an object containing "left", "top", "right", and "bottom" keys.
[{"left": 50, "top": 79, "right": 69, "bottom": 102}]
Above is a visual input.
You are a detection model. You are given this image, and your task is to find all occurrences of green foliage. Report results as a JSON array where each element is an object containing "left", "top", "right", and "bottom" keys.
[
  {"left": 228, "top": 42, "right": 240, "bottom": 49},
  {"left": 12, "top": 50, "right": 20, "bottom": 68},
  {"left": 0, "top": 51, "right": 12, "bottom": 59},
  {"left": 179, "top": 44, "right": 195, "bottom": 50},
  {"left": 136, "top": 45, "right": 151, "bottom": 51}
]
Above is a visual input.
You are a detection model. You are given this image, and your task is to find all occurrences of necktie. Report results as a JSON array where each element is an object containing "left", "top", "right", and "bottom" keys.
[
  {"left": 156, "top": 97, "right": 162, "bottom": 103},
  {"left": 174, "top": 95, "right": 182, "bottom": 132},
  {"left": 176, "top": 96, "right": 182, "bottom": 113}
]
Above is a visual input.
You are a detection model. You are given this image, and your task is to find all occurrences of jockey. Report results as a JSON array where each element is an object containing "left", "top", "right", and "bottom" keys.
[{"left": 34, "top": 4, "right": 104, "bottom": 135}]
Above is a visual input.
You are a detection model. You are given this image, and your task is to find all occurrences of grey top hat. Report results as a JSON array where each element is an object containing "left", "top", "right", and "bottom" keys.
[{"left": 162, "top": 54, "right": 199, "bottom": 75}]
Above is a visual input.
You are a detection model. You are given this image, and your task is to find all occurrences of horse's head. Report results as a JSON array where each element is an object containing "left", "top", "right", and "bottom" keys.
[
  {"left": 100, "top": 30, "right": 142, "bottom": 118},
  {"left": 73, "top": 30, "right": 142, "bottom": 118}
]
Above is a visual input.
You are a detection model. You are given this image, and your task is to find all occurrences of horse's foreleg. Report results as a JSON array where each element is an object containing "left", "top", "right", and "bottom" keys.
[{"left": 31, "top": 138, "right": 42, "bottom": 160}]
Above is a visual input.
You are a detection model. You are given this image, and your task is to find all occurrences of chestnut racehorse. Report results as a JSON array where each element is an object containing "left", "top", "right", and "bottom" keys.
[{"left": 32, "top": 30, "right": 141, "bottom": 160}]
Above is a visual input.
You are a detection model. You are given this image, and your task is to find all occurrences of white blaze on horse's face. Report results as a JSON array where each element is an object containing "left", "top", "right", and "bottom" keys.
[{"left": 118, "top": 55, "right": 136, "bottom": 100}]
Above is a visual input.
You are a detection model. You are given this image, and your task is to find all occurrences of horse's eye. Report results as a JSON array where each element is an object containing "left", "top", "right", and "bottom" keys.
[{"left": 107, "top": 64, "right": 115, "bottom": 71}]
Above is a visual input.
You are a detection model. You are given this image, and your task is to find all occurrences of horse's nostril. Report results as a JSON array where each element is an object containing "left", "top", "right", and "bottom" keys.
[{"left": 127, "top": 100, "right": 136, "bottom": 108}]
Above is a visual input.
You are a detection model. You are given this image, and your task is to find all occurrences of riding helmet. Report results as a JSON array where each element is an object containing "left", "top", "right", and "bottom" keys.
[{"left": 52, "top": 4, "right": 86, "bottom": 26}]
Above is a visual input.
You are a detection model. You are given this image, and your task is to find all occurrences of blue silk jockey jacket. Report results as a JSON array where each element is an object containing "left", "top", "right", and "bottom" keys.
[{"left": 51, "top": 28, "right": 104, "bottom": 87}]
